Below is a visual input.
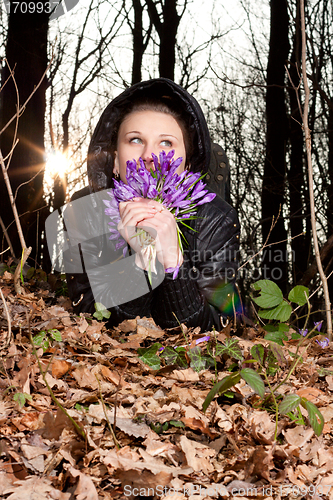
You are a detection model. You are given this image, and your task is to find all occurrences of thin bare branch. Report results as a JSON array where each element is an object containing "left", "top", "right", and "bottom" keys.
[
  {"left": 300, "top": 0, "right": 332, "bottom": 339},
  {"left": 0, "top": 287, "right": 12, "bottom": 350},
  {"left": 0, "top": 54, "right": 54, "bottom": 137},
  {"left": 0, "top": 215, "right": 15, "bottom": 259}
]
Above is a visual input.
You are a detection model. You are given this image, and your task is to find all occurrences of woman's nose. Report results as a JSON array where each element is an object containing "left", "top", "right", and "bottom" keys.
[{"left": 142, "top": 146, "right": 156, "bottom": 170}]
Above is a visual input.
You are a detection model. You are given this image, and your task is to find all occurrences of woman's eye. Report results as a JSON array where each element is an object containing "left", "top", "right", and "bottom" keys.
[
  {"left": 130, "top": 137, "right": 143, "bottom": 144},
  {"left": 160, "top": 140, "right": 172, "bottom": 147}
]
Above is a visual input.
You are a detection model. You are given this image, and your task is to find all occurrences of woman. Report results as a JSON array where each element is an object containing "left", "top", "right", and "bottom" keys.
[{"left": 65, "top": 78, "right": 240, "bottom": 331}]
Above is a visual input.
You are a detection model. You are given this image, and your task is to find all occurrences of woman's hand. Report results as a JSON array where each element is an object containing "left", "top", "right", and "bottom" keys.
[{"left": 117, "top": 198, "right": 183, "bottom": 270}]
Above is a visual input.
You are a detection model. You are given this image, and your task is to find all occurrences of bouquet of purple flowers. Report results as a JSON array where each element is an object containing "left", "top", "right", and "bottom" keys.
[{"left": 103, "top": 150, "right": 216, "bottom": 281}]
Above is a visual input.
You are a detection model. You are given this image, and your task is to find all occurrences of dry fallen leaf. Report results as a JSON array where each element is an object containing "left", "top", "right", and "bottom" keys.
[
  {"left": 169, "top": 368, "right": 199, "bottom": 382},
  {"left": 65, "top": 465, "right": 99, "bottom": 500},
  {"left": 179, "top": 435, "right": 215, "bottom": 473},
  {"left": 88, "top": 403, "right": 151, "bottom": 438},
  {"left": 283, "top": 426, "right": 314, "bottom": 447},
  {"left": 296, "top": 386, "right": 329, "bottom": 405},
  {"left": 3, "top": 477, "right": 70, "bottom": 499},
  {"left": 41, "top": 409, "right": 75, "bottom": 440},
  {"left": 72, "top": 365, "right": 99, "bottom": 390},
  {"left": 52, "top": 359, "right": 72, "bottom": 378},
  {"left": 100, "top": 365, "right": 130, "bottom": 388},
  {"left": 244, "top": 445, "right": 274, "bottom": 481}
]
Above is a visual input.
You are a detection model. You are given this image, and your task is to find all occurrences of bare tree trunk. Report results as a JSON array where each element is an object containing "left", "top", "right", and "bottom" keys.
[
  {"left": 287, "top": 1, "right": 310, "bottom": 284},
  {"left": 327, "top": 107, "right": 333, "bottom": 301},
  {"left": 0, "top": 3, "right": 49, "bottom": 268},
  {"left": 146, "top": 0, "right": 186, "bottom": 80},
  {"left": 261, "top": 0, "right": 290, "bottom": 293},
  {"left": 132, "top": 0, "right": 144, "bottom": 84}
]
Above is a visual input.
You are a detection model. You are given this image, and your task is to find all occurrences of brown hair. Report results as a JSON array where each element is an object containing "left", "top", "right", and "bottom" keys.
[{"left": 110, "top": 98, "right": 193, "bottom": 168}]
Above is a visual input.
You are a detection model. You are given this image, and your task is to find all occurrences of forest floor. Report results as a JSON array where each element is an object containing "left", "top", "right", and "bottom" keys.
[{"left": 1, "top": 271, "right": 333, "bottom": 500}]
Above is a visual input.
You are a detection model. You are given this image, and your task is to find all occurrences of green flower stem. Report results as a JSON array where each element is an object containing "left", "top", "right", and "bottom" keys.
[
  {"left": 29, "top": 332, "right": 86, "bottom": 440},
  {"left": 261, "top": 368, "right": 279, "bottom": 441},
  {"left": 172, "top": 312, "right": 189, "bottom": 348},
  {"left": 271, "top": 297, "right": 313, "bottom": 394}
]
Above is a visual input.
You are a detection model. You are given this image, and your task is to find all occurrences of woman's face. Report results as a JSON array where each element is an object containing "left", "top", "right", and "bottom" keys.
[{"left": 113, "top": 110, "right": 186, "bottom": 182}]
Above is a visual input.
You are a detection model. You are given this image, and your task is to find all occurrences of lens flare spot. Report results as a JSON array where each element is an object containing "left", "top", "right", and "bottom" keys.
[{"left": 210, "top": 282, "right": 242, "bottom": 316}]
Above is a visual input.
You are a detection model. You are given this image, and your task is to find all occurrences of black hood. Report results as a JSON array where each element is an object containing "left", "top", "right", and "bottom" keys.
[{"left": 87, "top": 78, "right": 211, "bottom": 193}]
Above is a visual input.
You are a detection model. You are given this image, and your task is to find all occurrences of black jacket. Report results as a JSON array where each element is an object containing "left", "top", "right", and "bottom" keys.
[{"left": 66, "top": 79, "right": 240, "bottom": 331}]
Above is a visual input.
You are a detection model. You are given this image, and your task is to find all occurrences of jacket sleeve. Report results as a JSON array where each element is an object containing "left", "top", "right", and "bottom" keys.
[
  {"left": 63, "top": 190, "right": 157, "bottom": 324},
  {"left": 150, "top": 200, "right": 240, "bottom": 331},
  {"left": 65, "top": 237, "right": 157, "bottom": 325}
]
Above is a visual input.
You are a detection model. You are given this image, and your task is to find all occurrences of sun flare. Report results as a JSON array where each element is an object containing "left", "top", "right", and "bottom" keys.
[{"left": 45, "top": 151, "right": 70, "bottom": 180}]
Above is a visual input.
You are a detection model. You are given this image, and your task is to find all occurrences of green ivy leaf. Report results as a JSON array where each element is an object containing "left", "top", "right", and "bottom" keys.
[
  {"left": 251, "top": 344, "right": 265, "bottom": 365},
  {"left": 301, "top": 399, "right": 325, "bottom": 437},
  {"left": 279, "top": 394, "right": 301, "bottom": 415},
  {"left": 240, "top": 368, "right": 265, "bottom": 398},
  {"left": 137, "top": 343, "right": 163, "bottom": 370},
  {"left": 174, "top": 347, "right": 188, "bottom": 368},
  {"left": 202, "top": 372, "right": 241, "bottom": 413},
  {"left": 160, "top": 346, "right": 178, "bottom": 365},
  {"left": 150, "top": 423, "right": 163, "bottom": 434},
  {"left": 290, "top": 331, "right": 302, "bottom": 340},
  {"left": 188, "top": 347, "right": 214, "bottom": 372},
  {"left": 288, "top": 285, "right": 309, "bottom": 306},
  {"left": 252, "top": 280, "right": 283, "bottom": 308},
  {"left": 258, "top": 301, "right": 292, "bottom": 322},
  {"left": 49, "top": 329, "right": 62, "bottom": 342},
  {"left": 162, "top": 422, "right": 169, "bottom": 432},
  {"left": 215, "top": 338, "right": 243, "bottom": 360}
]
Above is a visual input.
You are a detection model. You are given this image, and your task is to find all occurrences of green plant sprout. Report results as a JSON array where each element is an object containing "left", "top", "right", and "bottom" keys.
[
  {"left": 93, "top": 302, "right": 111, "bottom": 321},
  {"left": 13, "top": 391, "right": 32, "bottom": 408},
  {"left": 2, "top": 385, "right": 32, "bottom": 408},
  {"left": 33, "top": 328, "right": 62, "bottom": 352}
]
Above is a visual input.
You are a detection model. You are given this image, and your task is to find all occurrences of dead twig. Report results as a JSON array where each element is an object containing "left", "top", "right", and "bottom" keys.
[
  {"left": 0, "top": 287, "right": 12, "bottom": 350},
  {"left": 0, "top": 150, "right": 30, "bottom": 254},
  {"left": 0, "top": 215, "right": 15, "bottom": 259},
  {"left": 0, "top": 56, "right": 53, "bottom": 137},
  {"left": 300, "top": 0, "right": 332, "bottom": 339},
  {"left": 239, "top": 211, "right": 303, "bottom": 278}
]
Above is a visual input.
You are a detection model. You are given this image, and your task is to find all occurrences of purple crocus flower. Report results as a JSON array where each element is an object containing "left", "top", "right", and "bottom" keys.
[
  {"left": 195, "top": 336, "right": 210, "bottom": 345},
  {"left": 298, "top": 328, "right": 308, "bottom": 337},
  {"left": 314, "top": 321, "right": 323, "bottom": 332},
  {"left": 104, "top": 151, "right": 216, "bottom": 280},
  {"left": 165, "top": 263, "right": 181, "bottom": 280},
  {"left": 316, "top": 337, "right": 329, "bottom": 348}
]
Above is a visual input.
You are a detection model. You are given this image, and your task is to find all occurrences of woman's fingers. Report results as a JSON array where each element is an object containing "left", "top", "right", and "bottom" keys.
[
  {"left": 119, "top": 201, "right": 158, "bottom": 227},
  {"left": 117, "top": 199, "right": 181, "bottom": 268}
]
